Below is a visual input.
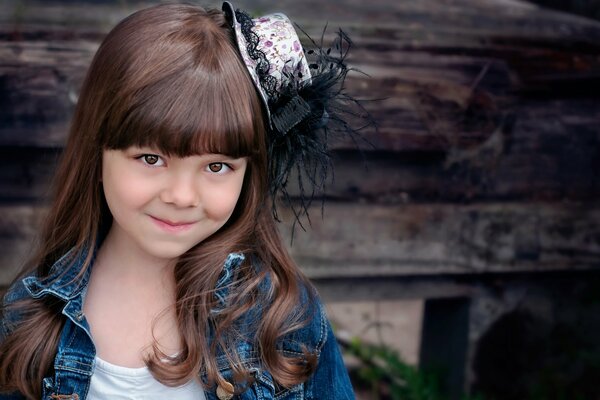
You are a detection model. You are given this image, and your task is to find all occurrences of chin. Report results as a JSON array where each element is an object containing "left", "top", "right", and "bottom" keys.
[{"left": 143, "top": 242, "right": 197, "bottom": 261}]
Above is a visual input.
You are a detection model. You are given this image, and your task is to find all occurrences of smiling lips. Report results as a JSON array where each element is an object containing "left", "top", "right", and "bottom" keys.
[{"left": 149, "top": 215, "right": 197, "bottom": 232}]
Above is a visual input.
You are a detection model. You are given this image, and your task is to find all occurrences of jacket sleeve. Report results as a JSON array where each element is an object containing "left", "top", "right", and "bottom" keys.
[{"left": 304, "top": 311, "right": 356, "bottom": 399}]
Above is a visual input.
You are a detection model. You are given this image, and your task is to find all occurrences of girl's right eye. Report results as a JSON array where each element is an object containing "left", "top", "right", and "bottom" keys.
[{"left": 136, "top": 154, "right": 165, "bottom": 167}]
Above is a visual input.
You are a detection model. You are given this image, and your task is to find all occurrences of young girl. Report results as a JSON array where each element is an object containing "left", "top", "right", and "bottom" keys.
[{"left": 1, "top": 2, "right": 366, "bottom": 399}]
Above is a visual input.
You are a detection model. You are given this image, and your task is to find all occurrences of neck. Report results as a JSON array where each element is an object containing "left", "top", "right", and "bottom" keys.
[{"left": 94, "top": 226, "right": 176, "bottom": 293}]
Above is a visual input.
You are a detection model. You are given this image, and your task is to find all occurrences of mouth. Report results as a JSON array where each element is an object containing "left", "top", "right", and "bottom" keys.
[{"left": 149, "top": 215, "right": 197, "bottom": 232}]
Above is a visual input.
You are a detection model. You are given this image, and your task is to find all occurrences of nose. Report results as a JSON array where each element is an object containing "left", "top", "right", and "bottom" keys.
[{"left": 159, "top": 173, "right": 200, "bottom": 208}]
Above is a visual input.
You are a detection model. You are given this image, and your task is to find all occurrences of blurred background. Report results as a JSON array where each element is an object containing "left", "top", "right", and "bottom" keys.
[{"left": 1, "top": 0, "right": 600, "bottom": 399}]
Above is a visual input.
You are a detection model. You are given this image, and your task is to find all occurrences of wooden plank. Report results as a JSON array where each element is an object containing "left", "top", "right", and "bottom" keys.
[
  {"left": 0, "top": 1, "right": 599, "bottom": 152},
  {"left": 277, "top": 202, "right": 600, "bottom": 278},
  {"left": 2, "top": 202, "right": 599, "bottom": 286},
  {"left": 3, "top": 0, "right": 600, "bottom": 37},
  {"left": 1, "top": 94, "right": 598, "bottom": 201},
  {"left": 0, "top": 40, "right": 95, "bottom": 147},
  {"left": 313, "top": 277, "right": 473, "bottom": 302},
  {"left": 0, "top": 146, "right": 59, "bottom": 200},
  {"left": 0, "top": 205, "right": 45, "bottom": 284},
  {"left": 420, "top": 297, "right": 470, "bottom": 399}
]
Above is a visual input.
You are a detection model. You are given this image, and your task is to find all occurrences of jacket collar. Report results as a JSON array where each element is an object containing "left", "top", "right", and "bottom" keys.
[
  {"left": 21, "top": 239, "right": 246, "bottom": 304},
  {"left": 22, "top": 244, "right": 95, "bottom": 301}
]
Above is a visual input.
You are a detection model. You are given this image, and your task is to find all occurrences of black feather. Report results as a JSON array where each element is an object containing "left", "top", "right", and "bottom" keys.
[{"left": 267, "top": 28, "right": 376, "bottom": 229}]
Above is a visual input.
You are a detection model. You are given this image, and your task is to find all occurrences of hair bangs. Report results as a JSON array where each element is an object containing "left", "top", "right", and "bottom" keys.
[{"left": 101, "top": 55, "right": 262, "bottom": 159}]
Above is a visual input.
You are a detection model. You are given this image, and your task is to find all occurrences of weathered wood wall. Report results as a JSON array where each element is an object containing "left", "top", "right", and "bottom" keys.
[{"left": 1, "top": 0, "right": 599, "bottom": 397}]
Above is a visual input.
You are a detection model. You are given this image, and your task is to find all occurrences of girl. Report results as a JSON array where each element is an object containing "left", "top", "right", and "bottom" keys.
[{"left": 1, "top": 2, "right": 366, "bottom": 399}]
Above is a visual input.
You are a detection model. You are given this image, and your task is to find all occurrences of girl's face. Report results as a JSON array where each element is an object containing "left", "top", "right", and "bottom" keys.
[{"left": 101, "top": 147, "right": 248, "bottom": 261}]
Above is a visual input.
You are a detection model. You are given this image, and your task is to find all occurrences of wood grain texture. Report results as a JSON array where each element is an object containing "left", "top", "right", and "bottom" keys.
[
  {"left": 0, "top": 0, "right": 598, "bottom": 285},
  {"left": 2, "top": 202, "right": 598, "bottom": 285},
  {"left": 1, "top": 0, "right": 600, "bottom": 152}
]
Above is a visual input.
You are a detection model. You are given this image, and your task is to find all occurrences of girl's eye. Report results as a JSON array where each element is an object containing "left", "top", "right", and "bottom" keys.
[
  {"left": 136, "top": 154, "right": 165, "bottom": 166},
  {"left": 207, "top": 162, "right": 231, "bottom": 174}
]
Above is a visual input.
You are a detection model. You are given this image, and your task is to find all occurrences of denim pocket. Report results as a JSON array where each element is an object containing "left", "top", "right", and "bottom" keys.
[
  {"left": 274, "top": 382, "right": 304, "bottom": 400},
  {"left": 250, "top": 370, "right": 304, "bottom": 400},
  {"left": 218, "top": 368, "right": 302, "bottom": 400}
]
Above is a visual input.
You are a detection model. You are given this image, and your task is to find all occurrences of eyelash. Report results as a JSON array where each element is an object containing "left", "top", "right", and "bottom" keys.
[
  {"left": 135, "top": 154, "right": 164, "bottom": 167},
  {"left": 206, "top": 162, "right": 232, "bottom": 174},
  {"left": 135, "top": 154, "right": 233, "bottom": 174}
]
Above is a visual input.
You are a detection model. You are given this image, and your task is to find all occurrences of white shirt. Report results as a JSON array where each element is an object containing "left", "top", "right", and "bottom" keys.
[{"left": 87, "top": 356, "right": 206, "bottom": 400}]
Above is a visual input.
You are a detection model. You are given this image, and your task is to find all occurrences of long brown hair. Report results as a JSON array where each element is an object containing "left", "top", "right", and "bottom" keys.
[{"left": 0, "top": 4, "right": 316, "bottom": 398}]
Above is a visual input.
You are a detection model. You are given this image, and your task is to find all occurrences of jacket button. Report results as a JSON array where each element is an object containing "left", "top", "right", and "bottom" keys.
[{"left": 216, "top": 380, "right": 234, "bottom": 400}]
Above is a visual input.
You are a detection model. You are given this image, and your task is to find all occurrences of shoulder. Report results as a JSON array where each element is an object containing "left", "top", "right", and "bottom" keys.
[
  {"left": 1, "top": 277, "right": 30, "bottom": 340},
  {"left": 276, "top": 282, "right": 356, "bottom": 398},
  {"left": 278, "top": 281, "right": 329, "bottom": 356},
  {"left": 2, "top": 276, "right": 29, "bottom": 308},
  {"left": 226, "top": 254, "right": 329, "bottom": 355},
  {"left": 1, "top": 246, "right": 88, "bottom": 340}
]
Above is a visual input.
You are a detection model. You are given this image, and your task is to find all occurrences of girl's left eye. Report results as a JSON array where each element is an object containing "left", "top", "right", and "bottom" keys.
[
  {"left": 136, "top": 154, "right": 165, "bottom": 166},
  {"left": 207, "top": 162, "right": 231, "bottom": 174}
]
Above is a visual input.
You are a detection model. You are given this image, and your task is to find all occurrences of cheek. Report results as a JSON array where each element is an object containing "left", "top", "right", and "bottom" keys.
[
  {"left": 103, "top": 166, "right": 153, "bottom": 214},
  {"left": 203, "top": 179, "right": 245, "bottom": 220}
]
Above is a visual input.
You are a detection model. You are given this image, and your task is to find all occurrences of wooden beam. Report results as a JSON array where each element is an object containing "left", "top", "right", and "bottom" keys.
[{"left": 2, "top": 202, "right": 598, "bottom": 285}]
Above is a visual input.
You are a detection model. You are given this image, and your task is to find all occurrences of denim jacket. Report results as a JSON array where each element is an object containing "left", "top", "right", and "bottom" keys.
[{"left": 0, "top": 246, "right": 355, "bottom": 400}]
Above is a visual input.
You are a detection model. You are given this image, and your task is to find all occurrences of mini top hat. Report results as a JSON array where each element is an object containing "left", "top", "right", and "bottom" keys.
[
  {"left": 222, "top": 2, "right": 374, "bottom": 227},
  {"left": 222, "top": 2, "right": 312, "bottom": 125}
]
